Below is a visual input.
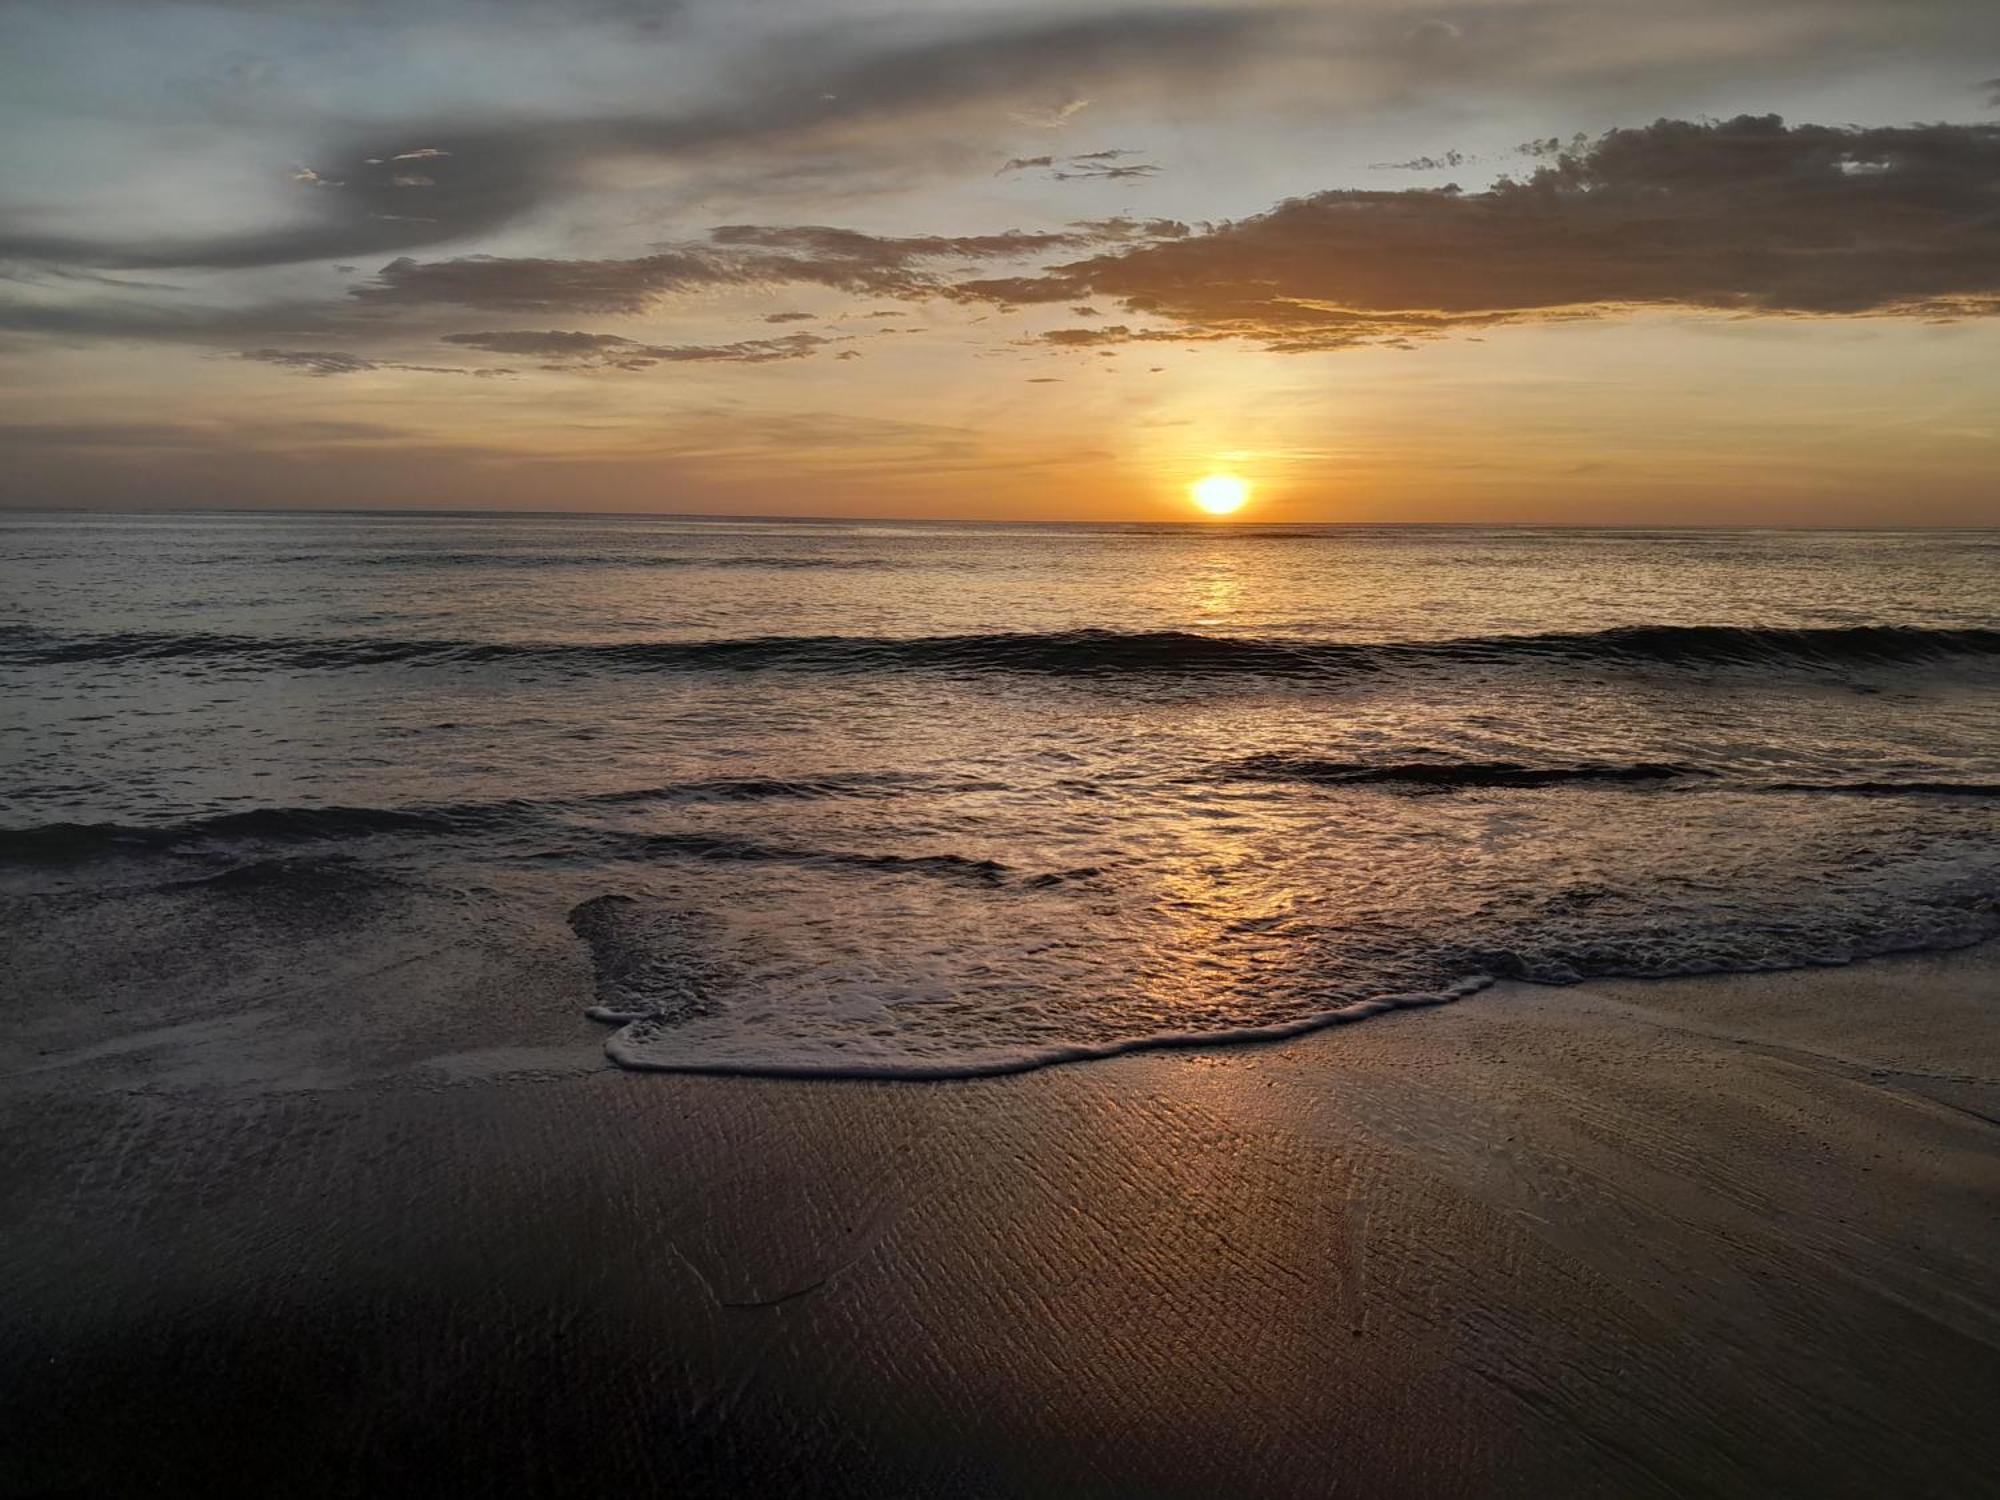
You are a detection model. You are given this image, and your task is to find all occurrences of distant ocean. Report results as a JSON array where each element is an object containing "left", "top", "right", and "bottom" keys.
[{"left": 4, "top": 512, "right": 1996, "bottom": 1076}]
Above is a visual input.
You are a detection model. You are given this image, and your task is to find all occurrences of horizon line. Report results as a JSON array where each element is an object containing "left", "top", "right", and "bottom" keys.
[{"left": 4, "top": 504, "right": 1997, "bottom": 533}]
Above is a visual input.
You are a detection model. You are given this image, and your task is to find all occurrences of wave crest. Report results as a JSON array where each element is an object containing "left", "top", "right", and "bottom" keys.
[{"left": 8, "top": 622, "right": 1997, "bottom": 679}]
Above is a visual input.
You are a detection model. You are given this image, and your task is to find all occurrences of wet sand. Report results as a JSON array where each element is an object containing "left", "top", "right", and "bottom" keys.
[{"left": 3, "top": 943, "right": 1997, "bottom": 1497}]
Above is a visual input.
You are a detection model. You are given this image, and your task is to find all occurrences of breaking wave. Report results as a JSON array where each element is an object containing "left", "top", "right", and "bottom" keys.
[
  {"left": 7, "top": 622, "right": 1998, "bottom": 679},
  {"left": 262, "top": 550, "right": 899, "bottom": 571},
  {"left": 1221, "top": 757, "right": 2000, "bottom": 796},
  {"left": 1223, "top": 756, "right": 1710, "bottom": 790},
  {"left": 8, "top": 764, "right": 1994, "bottom": 871},
  {"left": 0, "top": 772, "right": 930, "bottom": 864}
]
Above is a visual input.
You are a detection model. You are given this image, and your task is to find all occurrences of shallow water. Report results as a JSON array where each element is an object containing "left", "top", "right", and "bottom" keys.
[{"left": 3, "top": 512, "right": 1996, "bottom": 1075}]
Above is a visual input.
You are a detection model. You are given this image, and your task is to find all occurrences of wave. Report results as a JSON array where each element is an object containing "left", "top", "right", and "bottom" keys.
[
  {"left": 0, "top": 773, "right": 928, "bottom": 864},
  {"left": 535, "top": 830, "right": 1013, "bottom": 883},
  {"left": 0, "top": 782, "right": 1061, "bottom": 889},
  {"left": 0, "top": 806, "right": 478, "bottom": 861},
  {"left": 272, "top": 551, "right": 897, "bottom": 571},
  {"left": 8, "top": 622, "right": 1998, "bottom": 679},
  {"left": 597, "top": 918, "right": 2000, "bottom": 1081},
  {"left": 598, "top": 975, "right": 1500, "bottom": 1081},
  {"left": 8, "top": 762, "right": 1994, "bottom": 871},
  {"left": 1225, "top": 756, "right": 1709, "bottom": 790},
  {"left": 1763, "top": 780, "right": 2000, "bottom": 798},
  {"left": 1225, "top": 756, "right": 2000, "bottom": 797}
]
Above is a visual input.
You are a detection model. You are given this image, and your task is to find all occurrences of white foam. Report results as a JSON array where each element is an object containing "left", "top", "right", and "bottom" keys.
[{"left": 591, "top": 974, "right": 1497, "bottom": 1081}]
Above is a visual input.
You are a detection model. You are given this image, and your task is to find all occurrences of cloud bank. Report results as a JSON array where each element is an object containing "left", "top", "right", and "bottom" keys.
[{"left": 957, "top": 117, "right": 2000, "bottom": 350}]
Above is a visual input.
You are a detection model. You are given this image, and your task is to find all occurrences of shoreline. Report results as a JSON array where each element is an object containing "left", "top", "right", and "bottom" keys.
[
  {"left": 594, "top": 934, "right": 2000, "bottom": 1082},
  {"left": 5, "top": 943, "right": 1998, "bottom": 1496}
]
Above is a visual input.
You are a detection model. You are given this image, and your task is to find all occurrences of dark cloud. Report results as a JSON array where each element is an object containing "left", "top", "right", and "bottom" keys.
[
  {"left": 440, "top": 328, "right": 827, "bottom": 368},
  {"left": 0, "top": 6, "right": 1275, "bottom": 271},
  {"left": 998, "top": 148, "right": 1158, "bottom": 181},
  {"left": 1041, "top": 325, "right": 1133, "bottom": 346},
  {"left": 242, "top": 348, "right": 382, "bottom": 375},
  {"left": 78, "top": 1, "right": 685, "bottom": 18},
  {"left": 1370, "top": 149, "right": 1467, "bottom": 171},
  {"left": 1034, "top": 323, "right": 1194, "bottom": 349},
  {"left": 955, "top": 117, "right": 2000, "bottom": 350},
  {"left": 2, "top": 143, "right": 553, "bottom": 271},
  {"left": 240, "top": 347, "right": 507, "bottom": 376},
  {"left": 350, "top": 220, "right": 1163, "bottom": 312},
  {"left": 763, "top": 310, "right": 814, "bottom": 323},
  {"left": 1518, "top": 134, "right": 1594, "bottom": 160},
  {"left": 353, "top": 250, "right": 750, "bottom": 313},
  {"left": 707, "top": 223, "right": 1095, "bottom": 260},
  {"left": 1049, "top": 163, "right": 1159, "bottom": 181},
  {"left": 0, "top": 294, "right": 348, "bottom": 345}
]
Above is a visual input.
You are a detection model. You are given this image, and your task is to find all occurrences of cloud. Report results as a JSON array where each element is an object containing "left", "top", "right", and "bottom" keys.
[
  {"left": 0, "top": 294, "right": 351, "bottom": 346},
  {"left": 955, "top": 116, "right": 2000, "bottom": 350},
  {"left": 997, "top": 148, "right": 1158, "bottom": 181},
  {"left": 1050, "top": 163, "right": 1159, "bottom": 181},
  {"left": 705, "top": 223, "right": 1095, "bottom": 260},
  {"left": 1040, "top": 325, "right": 1133, "bottom": 346},
  {"left": 3, "top": 143, "right": 553, "bottom": 271},
  {"left": 763, "top": 310, "right": 815, "bottom": 323},
  {"left": 350, "top": 220, "right": 1158, "bottom": 312},
  {"left": 1034, "top": 323, "right": 1196, "bottom": 348},
  {"left": 0, "top": 5, "right": 1275, "bottom": 271},
  {"left": 440, "top": 328, "right": 827, "bottom": 368},
  {"left": 353, "top": 250, "right": 748, "bottom": 312},
  {"left": 1011, "top": 98, "right": 1092, "bottom": 130},
  {"left": 1370, "top": 150, "right": 1468, "bottom": 171},
  {"left": 240, "top": 347, "right": 506, "bottom": 376}
]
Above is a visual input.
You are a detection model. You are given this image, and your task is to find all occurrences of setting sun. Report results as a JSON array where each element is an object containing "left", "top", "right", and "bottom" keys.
[{"left": 1190, "top": 475, "right": 1250, "bottom": 516}]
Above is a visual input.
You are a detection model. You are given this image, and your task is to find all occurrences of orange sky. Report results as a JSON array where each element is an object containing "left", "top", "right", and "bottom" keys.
[{"left": 2, "top": 1, "right": 1998, "bottom": 524}]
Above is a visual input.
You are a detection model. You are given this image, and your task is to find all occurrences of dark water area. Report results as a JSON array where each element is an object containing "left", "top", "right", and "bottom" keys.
[{"left": 3, "top": 512, "right": 1996, "bottom": 1075}]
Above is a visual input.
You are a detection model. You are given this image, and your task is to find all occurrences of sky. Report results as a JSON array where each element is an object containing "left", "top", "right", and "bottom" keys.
[{"left": 1, "top": 0, "right": 1997, "bottom": 523}]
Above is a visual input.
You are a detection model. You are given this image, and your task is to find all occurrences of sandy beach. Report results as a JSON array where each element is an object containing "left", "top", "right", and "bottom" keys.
[
  {"left": 4, "top": 938, "right": 1996, "bottom": 1497},
  {"left": 8, "top": 4, "right": 2000, "bottom": 1490}
]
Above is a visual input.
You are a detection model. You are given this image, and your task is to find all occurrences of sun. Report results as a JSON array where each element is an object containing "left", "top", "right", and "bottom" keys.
[{"left": 1190, "top": 474, "right": 1250, "bottom": 516}]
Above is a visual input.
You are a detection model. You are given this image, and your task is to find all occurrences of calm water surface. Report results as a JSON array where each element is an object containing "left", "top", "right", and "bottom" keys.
[{"left": 3, "top": 512, "right": 1996, "bottom": 1074}]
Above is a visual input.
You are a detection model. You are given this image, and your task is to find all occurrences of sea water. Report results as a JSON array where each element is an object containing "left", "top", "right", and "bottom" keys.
[{"left": 3, "top": 512, "right": 1995, "bottom": 1075}]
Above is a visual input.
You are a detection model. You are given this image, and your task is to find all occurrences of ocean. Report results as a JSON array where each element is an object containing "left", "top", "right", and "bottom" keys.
[{"left": 3, "top": 511, "right": 1996, "bottom": 1077}]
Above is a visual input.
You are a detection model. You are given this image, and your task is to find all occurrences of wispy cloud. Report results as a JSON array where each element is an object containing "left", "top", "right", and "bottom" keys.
[
  {"left": 998, "top": 148, "right": 1158, "bottom": 181},
  {"left": 349, "top": 221, "right": 1174, "bottom": 312},
  {"left": 1369, "top": 149, "right": 1467, "bottom": 172},
  {"left": 440, "top": 328, "right": 828, "bottom": 367},
  {"left": 239, "top": 347, "right": 509, "bottom": 377},
  {"left": 0, "top": 6, "right": 1273, "bottom": 272}
]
